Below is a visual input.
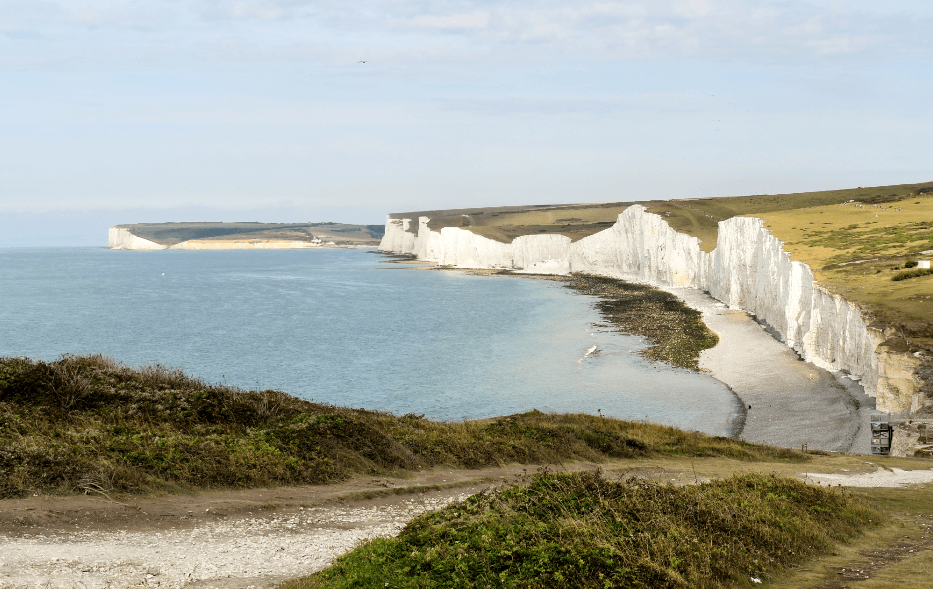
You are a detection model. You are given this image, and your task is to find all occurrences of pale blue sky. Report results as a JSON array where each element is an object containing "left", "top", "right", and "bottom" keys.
[{"left": 1, "top": 0, "right": 931, "bottom": 244}]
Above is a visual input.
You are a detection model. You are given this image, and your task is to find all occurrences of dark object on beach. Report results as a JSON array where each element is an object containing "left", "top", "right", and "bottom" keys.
[{"left": 870, "top": 414, "right": 892, "bottom": 455}]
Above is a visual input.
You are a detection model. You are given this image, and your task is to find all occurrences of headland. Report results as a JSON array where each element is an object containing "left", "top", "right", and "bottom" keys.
[{"left": 108, "top": 222, "right": 384, "bottom": 250}]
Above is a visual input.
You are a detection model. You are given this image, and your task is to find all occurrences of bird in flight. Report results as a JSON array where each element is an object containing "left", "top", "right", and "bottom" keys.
[{"left": 358, "top": 60, "right": 367, "bottom": 63}]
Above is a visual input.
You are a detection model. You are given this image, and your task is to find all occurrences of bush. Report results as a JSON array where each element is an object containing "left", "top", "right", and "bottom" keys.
[
  {"left": 292, "top": 470, "right": 879, "bottom": 589},
  {"left": 892, "top": 268, "right": 933, "bottom": 281}
]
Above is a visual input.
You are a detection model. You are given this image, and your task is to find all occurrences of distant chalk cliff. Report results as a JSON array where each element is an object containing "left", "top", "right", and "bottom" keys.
[{"left": 109, "top": 222, "right": 384, "bottom": 250}]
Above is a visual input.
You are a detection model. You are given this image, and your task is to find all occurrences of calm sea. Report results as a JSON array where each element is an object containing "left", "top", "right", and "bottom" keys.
[{"left": 0, "top": 247, "right": 740, "bottom": 435}]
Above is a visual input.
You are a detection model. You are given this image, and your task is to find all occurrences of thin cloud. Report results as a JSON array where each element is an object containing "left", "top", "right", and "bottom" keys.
[
  {"left": 408, "top": 12, "right": 490, "bottom": 30},
  {"left": 0, "top": 0, "right": 930, "bottom": 69}
]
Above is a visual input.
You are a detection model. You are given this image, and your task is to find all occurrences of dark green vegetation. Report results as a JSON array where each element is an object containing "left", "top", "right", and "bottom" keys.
[
  {"left": 0, "top": 355, "right": 805, "bottom": 499},
  {"left": 285, "top": 470, "right": 879, "bottom": 589},
  {"left": 117, "top": 222, "right": 384, "bottom": 246},
  {"left": 564, "top": 274, "right": 719, "bottom": 369},
  {"left": 893, "top": 268, "right": 933, "bottom": 281}
]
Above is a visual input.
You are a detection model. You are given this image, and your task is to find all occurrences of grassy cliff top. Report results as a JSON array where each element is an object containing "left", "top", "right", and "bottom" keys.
[
  {"left": 757, "top": 195, "right": 933, "bottom": 352},
  {"left": 394, "top": 181, "right": 933, "bottom": 252},
  {"left": 117, "top": 222, "right": 384, "bottom": 246}
]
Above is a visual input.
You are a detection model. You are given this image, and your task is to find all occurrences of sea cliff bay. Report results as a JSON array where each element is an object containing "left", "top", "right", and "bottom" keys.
[
  {"left": 377, "top": 191, "right": 932, "bottom": 454},
  {"left": 4, "top": 189, "right": 933, "bottom": 588}
]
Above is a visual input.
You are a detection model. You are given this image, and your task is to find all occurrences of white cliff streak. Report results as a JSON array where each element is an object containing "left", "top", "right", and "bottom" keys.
[
  {"left": 379, "top": 206, "right": 920, "bottom": 412},
  {"left": 108, "top": 227, "right": 166, "bottom": 250}
]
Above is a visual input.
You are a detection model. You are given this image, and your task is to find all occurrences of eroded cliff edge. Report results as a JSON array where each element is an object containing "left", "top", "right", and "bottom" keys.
[{"left": 380, "top": 206, "right": 922, "bottom": 414}]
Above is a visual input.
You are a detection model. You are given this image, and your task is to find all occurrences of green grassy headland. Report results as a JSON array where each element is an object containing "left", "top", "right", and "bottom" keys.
[
  {"left": 754, "top": 195, "right": 933, "bottom": 358},
  {"left": 0, "top": 354, "right": 801, "bottom": 500}
]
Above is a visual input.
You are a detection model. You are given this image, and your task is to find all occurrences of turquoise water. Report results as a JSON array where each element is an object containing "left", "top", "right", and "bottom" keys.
[{"left": 0, "top": 248, "right": 740, "bottom": 435}]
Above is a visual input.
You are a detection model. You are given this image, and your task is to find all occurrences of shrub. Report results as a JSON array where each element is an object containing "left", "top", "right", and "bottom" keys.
[
  {"left": 292, "top": 470, "right": 879, "bottom": 589},
  {"left": 892, "top": 268, "right": 933, "bottom": 281}
]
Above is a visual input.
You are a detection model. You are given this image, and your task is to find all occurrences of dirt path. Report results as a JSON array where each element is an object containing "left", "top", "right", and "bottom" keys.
[
  {"left": 5, "top": 457, "right": 933, "bottom": 589},
  {"left": 0, "top": 463, "right": 585, "bottom": 589}
]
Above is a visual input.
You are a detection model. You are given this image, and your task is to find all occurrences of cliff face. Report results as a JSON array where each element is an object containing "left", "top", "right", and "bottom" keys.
[
  {"left": 379, "top": 205, "right": 921, "bottom": 412},
  {"left": 108, "top": 227, "right": 166, "bottom": 250}
]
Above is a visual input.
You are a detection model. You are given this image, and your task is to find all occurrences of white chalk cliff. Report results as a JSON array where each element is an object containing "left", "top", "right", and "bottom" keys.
[
  {"left": 380, "top": 206, "right": 921, "bottom": 413},
  {"left": 108, "top": 227, "right": 165, "bottom": 250},
  {"left": 108, "top": 228, "right": 332, "bottom": 250}
]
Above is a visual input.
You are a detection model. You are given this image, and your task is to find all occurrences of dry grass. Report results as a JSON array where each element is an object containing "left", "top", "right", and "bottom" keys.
[
  {"left": 415, "top": 181, "right": 933, "bottom": 252},
  {"left": 769, "top": 485, "right": 933, "bottom": 589}
]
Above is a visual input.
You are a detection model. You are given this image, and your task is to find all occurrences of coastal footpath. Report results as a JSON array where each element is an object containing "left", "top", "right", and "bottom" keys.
[{"left": 379, "top": 205, "right": 921, "bottom": 416}]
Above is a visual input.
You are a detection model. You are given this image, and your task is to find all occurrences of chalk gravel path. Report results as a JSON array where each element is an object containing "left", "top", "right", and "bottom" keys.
[
  {"left": 808, "top": 467, "right": 933, "bottom": 488},
  {"left": 0, "top": 493, "right": 469, "bottom": 589}
]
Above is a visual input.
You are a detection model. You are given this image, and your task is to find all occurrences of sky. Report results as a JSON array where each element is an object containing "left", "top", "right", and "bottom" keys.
[{"left": 1, "top": 0, "right": 931, "bottom": 245}]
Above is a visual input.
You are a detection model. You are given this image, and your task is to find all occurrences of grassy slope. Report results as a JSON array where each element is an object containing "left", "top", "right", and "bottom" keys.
[
  {"left": 284, "top": 470, "right": 879, "bottom": 589},
  {"left": 416, "top": 181, "right": 933, "bottom": 252},
  {"left": 639, "top": 181, "right": 933, "bottom": 253},
  {"left": 7, "top": 354, "right": 927, "bottom": 587},
  {"left": 0, "top": 355, "right": 802, "bottom": 499},
  {"left": 426, "top": 202, "right": 631, "bottom": 244},
  {"left": 769, "top": 485, "right": 933, "bottom": 589}
]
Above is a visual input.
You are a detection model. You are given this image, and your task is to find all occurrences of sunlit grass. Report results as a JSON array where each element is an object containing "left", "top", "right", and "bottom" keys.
[{"left": 0, "top": 354, "right": 804, "bottom": 499}]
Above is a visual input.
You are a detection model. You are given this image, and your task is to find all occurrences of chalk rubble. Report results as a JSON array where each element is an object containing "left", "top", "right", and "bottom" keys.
[{"left": 379, "top": 205, "right": 921, "bottom": 412}]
